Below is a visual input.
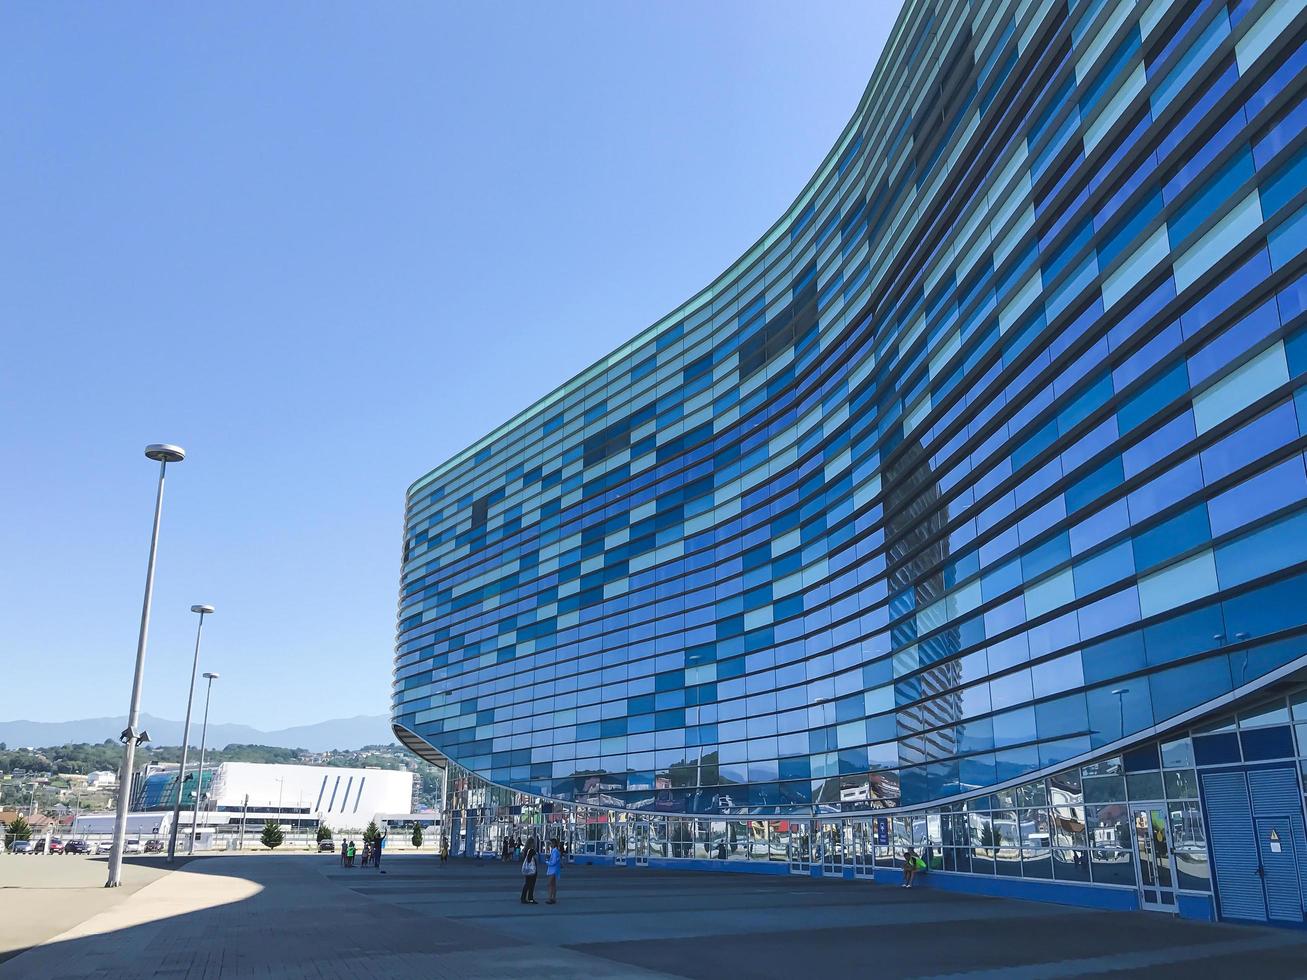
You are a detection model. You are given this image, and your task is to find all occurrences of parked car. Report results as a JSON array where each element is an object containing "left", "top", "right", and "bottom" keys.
[
  {"left": 33, "top": 838, "right": 64, "bottom": 854},
  {"left": 9, "top": 840, "right": 33, "bottom": 854},
  {"left": 94, "top": 840, "right": 114, "bottom": 855},
  {"left": 64, "top": 840, "right": 91, "bottom": 855},
  {"left": 124, "top": 839, "right": 143, "bottom": 854},
  {"left": 144, "top": 839, "right": 163, "bottom": 853},
  {"left": 318, "top": 839, "right": 336, "bottom": 852}
]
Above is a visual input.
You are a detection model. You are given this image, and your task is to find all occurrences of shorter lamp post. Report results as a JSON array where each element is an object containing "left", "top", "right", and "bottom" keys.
[
  {"left": 168, "top": 604, "right": 214, "bottom": 862},
  {"left": 188, "top": 672, "right": 219, "bottom": 854}
]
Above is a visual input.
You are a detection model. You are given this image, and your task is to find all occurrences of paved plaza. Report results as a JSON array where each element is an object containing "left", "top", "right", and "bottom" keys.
[
  {"left": 2, "top": 854, "right": 1306, "bottom": 978},
  {"left": 0, "top": 854, "right": 174, "bottom": 964}
]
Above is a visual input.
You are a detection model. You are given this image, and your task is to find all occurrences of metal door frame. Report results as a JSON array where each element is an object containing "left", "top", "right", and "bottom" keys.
[
  {"left": 787, "top": 820, "right": 812, "bottom": 875},
  {"left": 1130, "top": 802, "right": 1178, "bottom": 912},
  {"left": 613, "top": 816, "right": 628, "bottom": 867},
  {"left": 633, "top": 818, "right": 650, "bottom": 867},
  {"left": 819, "top": 818, "right": 845, "bottom": 876},
  {"left": 851, "top": 819, "right": 875, "bottom": 878}
]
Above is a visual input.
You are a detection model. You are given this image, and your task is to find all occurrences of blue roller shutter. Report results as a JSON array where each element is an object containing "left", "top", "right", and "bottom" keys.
[{"left": 1201, "top": 770, "right": 1265, "bottom": 922}]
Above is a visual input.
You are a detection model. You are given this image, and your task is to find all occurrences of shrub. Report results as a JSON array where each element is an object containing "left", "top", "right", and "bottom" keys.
[{"left": 260, "top": 820, "right": 284, "bottom": 849}]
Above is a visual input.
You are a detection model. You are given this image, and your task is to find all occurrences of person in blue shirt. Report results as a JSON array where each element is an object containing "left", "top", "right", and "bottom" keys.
[{"left": 545, "top": 837, "right": 562, "bottom": 904}]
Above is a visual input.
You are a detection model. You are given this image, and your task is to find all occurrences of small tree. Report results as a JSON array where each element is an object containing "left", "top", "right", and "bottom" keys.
[
  {"left": 363, "top": 820, "right": 380, "bottom": 846},
  {"left": 316, "top": 824, "right": 333, "bottom": 844},
  {"left": 260, "top": 820, "right": 284, "bottom": 850},
  {"left": 5, "top": 814, "right": 31, "bottom": 849},
  {"left": 411, "top": 823, "right": 423, "bottom": 848}
]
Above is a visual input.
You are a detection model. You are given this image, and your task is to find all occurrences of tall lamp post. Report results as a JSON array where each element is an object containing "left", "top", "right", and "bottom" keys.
[
  {"left": 167, "top": 604, "right": 215, "bottom": 862},
  {"left": 188, "top": 672, "right": 219, "bottom": 854},
  {"left": 107, "top": 443, "right": 186, "bottom": 889}
]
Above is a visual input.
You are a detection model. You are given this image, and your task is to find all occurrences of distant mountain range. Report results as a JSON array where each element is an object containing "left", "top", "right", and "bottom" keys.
[{"left": 0, "top": 713, "right": 395, "bottom": 753}]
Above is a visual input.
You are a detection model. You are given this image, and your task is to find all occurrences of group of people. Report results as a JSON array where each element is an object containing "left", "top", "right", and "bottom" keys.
[
  {"left": 339, "top": 836, "right": 384, "bottom": 869},
  {"left": 519, "top": 836, "right": 563, "bottom": 905},
  {"left": 498, "top": 835, "right": 532, "bottom": 863}
]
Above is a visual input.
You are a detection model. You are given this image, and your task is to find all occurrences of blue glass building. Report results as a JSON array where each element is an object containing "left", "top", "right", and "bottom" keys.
[{"left": 395, "top": 0, "right": 1307, "bottom": 922}]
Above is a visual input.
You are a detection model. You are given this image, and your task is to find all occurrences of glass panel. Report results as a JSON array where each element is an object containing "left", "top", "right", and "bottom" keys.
[
  {"left": 1160, "top": 737, "right": 1194, "bottom": 768},
  {"left": 1090, "top": 847, "right": 1136, "bottom": 885},
  {"left": 1290, "top": 690, "right": 1307, "bottom": 722},
  {"left": 1168, "top": 801, "right": 1211, "bottom": 891},
  {"left": 992, "top": 810, "right": 1022, "bottom": 876},
  {"left": 1082, "top": 756, "right": 1123, "bottom": 776},
  {"left": 969, "top": 811, "right": 996, "bottom": 874},
  {"left": 1021, "top": 806, "right": 1053, "bottom": 879},
  {"left": 1134, "top": 808, "right": 1158, "bottom": 887},
  {"left": 1083, "top": 774, "right": 1126, "bottom": 802},
  {"left": 1150, "top": 809, "right": 1173, "bottom": 890},
  {"left": 1088, "top": 803, "right": 1131, "bottom": 850},
  {"left": 1126, "top": 771, "right": 1164, "bottom": 800},
  {"left": 1163, "top": 769, "right": 1199, "bottom": 799},
  {"left": 1053, "top": 846, "right": 1091, "bottom": 881},
  {"left": 1239, "top": 699, "right": 1291, "bottom": 727}
]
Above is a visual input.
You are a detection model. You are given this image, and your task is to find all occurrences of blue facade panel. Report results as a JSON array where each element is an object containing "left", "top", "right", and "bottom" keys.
[{"left": 395, "top": 0, "right": 1307, "bottom": 919}]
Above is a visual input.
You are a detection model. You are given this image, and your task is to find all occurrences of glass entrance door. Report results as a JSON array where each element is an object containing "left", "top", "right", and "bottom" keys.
[
  {"left": 820, "top": 820, "right": 845, "bottom": 876},
  {"left": 1132, "top": 805, "right": 1178, "bottom": 911},
  {"left": 787, "top": 821, "right": 812, "bottom": 875},
  {"left": 613, "top": 816, "right": 629, "bottom": 866},
  {"left": 850, "top": 820, "right": 874, "bottom": 878},
  {"left": 632, "top": 820, "right": 650, "bottom": 867}
]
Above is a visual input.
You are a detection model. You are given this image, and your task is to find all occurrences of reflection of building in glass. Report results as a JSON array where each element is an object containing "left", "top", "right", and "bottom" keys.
[{"left": 395, "top": 0, "right": 1307, "bottom": 925}]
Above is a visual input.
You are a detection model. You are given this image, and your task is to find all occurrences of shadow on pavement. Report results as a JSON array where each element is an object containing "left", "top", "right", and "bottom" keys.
[{"left": 4, "top": 855, "right": 1307, "bottom": 979}]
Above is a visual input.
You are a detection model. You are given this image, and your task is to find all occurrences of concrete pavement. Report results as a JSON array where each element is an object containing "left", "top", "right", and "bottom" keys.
[
  {"left": 3, "top": 854, "right": 1307, "bottom": 978},
  {"left": 0, "top": 854, "right": 174, "bottom": 964}
]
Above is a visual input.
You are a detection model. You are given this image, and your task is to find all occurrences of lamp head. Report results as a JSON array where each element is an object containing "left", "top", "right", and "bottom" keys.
[
  {"left": 191, "top": 604, "right": 216, "bottom": 615},
  {"left": 203, "top": 672, "right": 219, "bottom": 680},
  {"left": 144, "top": 444, "right": 186, "bottom": 463}
]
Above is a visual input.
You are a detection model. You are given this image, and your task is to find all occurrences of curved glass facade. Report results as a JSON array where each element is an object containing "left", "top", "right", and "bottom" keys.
[
  {"left": 396, "top": 0, "right": 1307, "bottom": 919},
  {"left": 137, "top": 769, "right": 213, "bottom": 811}
]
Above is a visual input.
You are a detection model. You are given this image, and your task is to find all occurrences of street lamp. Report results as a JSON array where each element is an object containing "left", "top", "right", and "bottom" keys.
[
  {"left": 167, "top": 604, "right": 215, "bottom": 862},
  {"left": 188, "top": 672, "right": 219, "bottom": 855},
  {"left": 107, "top": 443, "right": 186, "bottom": 889}
]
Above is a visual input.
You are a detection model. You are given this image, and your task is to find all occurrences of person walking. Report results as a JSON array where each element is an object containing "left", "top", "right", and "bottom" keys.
[
  {"left": 361, "top": 841, "right": 371, "bottom": 867},
  {"left": 374, "top": 832, "right": 384, "bottom": 870},
  {"left": 440, "top": 835, "right": 448, "bottom": 864},
  {"left": 520, "top": 840, "right": 539, "bottom": 904},
  {"left": 902, "top": 846, "right": 919, "bottom": 888},
  {"left": 340, "top": 839, "right": 348, "bottom": 867},
  {"left": 347, "top": 839, "right": 356, "bottom": 867},
  {"left": 545, "top": 837, "right": 561, "bottom": 904}
]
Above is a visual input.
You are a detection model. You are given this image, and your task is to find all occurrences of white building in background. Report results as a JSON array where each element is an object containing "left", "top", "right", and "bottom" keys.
[
  {"left": 72, "top": 761, "right": 415, "bottom": 838},
  {"left": 86, "top": 770, "right": 117, "bottom": 788},
  {"left": 207, "top": 762, "right": 415, "bottom": 831}
]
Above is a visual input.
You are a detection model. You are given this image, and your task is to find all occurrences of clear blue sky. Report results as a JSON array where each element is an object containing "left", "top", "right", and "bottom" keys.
[{"left": 0, "top": 2, "right": 901, "bottom": 729}]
